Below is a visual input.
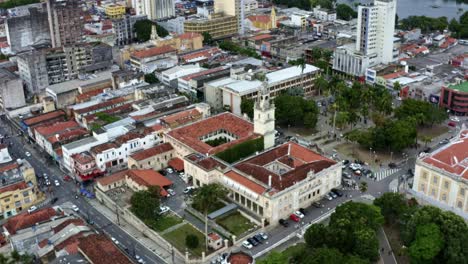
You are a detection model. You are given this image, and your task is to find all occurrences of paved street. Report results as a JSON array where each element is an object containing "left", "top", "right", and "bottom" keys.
[{"left": 0, "top": 117, "right": 166, "bottom": 264}]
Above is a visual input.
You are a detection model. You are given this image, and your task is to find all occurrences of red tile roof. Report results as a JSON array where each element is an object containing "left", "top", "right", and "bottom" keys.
[
  {"left": 115, "top": 131, "right": 143, "bottom": 145},
  {"left": 161, "top": 109, "right": 202, "bottom": 127},
  {"left": 382, "top": 71, "right": 406, "bottom": 80},
  {"left": 248, "top": 15, "right": 271, "bottom": 24},
  {"left": 72, "top": 152, "right": 95, "bottom": 165},
  {"left": 47, "top": 128, "right": 88, "bottom": 144},
  {"left": 52, "top": 219, "right": 85, "bottom": 233},
  {"left": 23, "top": 110, "right": 66, "bottom": 126},
  {"left": 228, "top": 252, "right": 253, "bottom": 264},
  {"left": 131, "top": 45, "right": 176, "bottom": 59},
  {"left": 0, "top": 181, "right": 28, "bottom": 193},
  {"left": 76, "top": 88, "right": 105, "bottom": 102},
  {"left": 225, "top": 170, "right": 266, "bottom": 194},
  {"left": 4, "top": 208, "right": 60, "bottom": 235},
  {"left": 180, "top": 47, "right": 222, "bottom": 62},
  {"left": 96, "top": 170, "right": 127, "bottom": 186},
  {"left": 234, "top": 142, "right": 336, "bottom": 191},
  {"left": 167, "top": 112, "right": 259, "bottom": 155},
  {"left": 250, "top": 34, "right": 273, "bottom": 41},
  {"left": 422, "top": 130, "right": 468, "bottom": 179},
  {"left": 0, "top": 162, "right": 19, "bottom": 173},
  {"left": 35, "top": 120, "right": 82, "bottom": 137},
  {"left": 179, "top": 32, "right": 202, "bottom": 40},
  {"left": 168, "top": 158, "right": 184, "bottom": 171},
  {"left": 130, "top": 143, "right": 174, "bottom": 161},
  {"left": 90, "top": 142, "right": 119, "bottom": 154},
  {"left": 181, "top": 66, "right": 226, "bottom": 81},
  {"left": 78, "top": 234, "right": 132, "bottom": 264},
  {"left": 96, "top": 170, "right": 172, "bottom": 196}
]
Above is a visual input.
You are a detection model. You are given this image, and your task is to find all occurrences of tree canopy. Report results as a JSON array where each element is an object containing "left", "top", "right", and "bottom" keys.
[
  {"left": 134, "top": 20, "right": 168, "bottom": 42},
  {"left": 0, "top": 0, "right": 38, "bottom": 9},
  {"left": 275, "top": 94, "right": 319, "bottom": 129},
  {"left": 219, "top": 41, "right": 261, "bottom": 59},
  {"left": 399, "top": 16, "right": 449, "bottom": 33},
  {"left": 130, "top": 186, "right": 161, "bottom": 220},
  {"left": 144, "top": 73, "right": 159, "bottom": 84},
  {"left": 201, "top": 32, "right": 213, "bottom": 45},
  {"left": 336, "top": 4, "right": 358, "bottom": 21}
]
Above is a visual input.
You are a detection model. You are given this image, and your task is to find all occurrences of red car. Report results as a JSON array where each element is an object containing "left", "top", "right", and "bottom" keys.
[
  {"left": 63, "top": 175, "right": 72, "bottom": 181},
  {"left": 448, "top": 121, "right": 456, "bottom": 127},
  {"left": 290, "top": 214, "right": 300, "bottom": 222}
]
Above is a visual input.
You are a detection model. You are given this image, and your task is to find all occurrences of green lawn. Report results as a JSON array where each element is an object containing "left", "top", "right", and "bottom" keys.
[
  {"left": 145, "top": 214, "right": 183, "bottom": 232},
  {"left": 162, "top": 224, "right": 206, "bottom": 257},
  {"left": 216, "top": 211, "right": 255, "bottom": 236}
]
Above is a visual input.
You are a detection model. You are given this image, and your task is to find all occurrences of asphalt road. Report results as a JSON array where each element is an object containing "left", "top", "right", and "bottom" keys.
[{"left": 0, "top": 118, "right": 165, "bottom": 264}]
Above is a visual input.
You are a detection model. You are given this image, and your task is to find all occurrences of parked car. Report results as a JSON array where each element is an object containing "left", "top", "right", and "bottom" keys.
[
  {"left": 54, "top": 180, "right": 60, "bottom": 186},
  {"left": 166, "top": 168, "right": 174, "bottom": 174},
  {"left": 258, "top": 232, "right": 268, "bottom": 240},
  {"left": 242, "top": 241, "right": 253, "bottom": 249},
  {"left": 329, "top": 192, "right": 337, "bottom": 199},
  {"left": 448, "top": 121, "right": 456, "bottom": 127},
  {"left": 111, "top": 237, "right": 119, "bottom": 245},
  {"left": 312, "top": 202, "right": 324, "bottom": 208},
  {"left": 353, "top": 170, "right": 362, "bottom": 176},
  {"left": 71, "top": 205, "right": 79, "bottom": 212},
  {"left": 324, "top": 194, "right": 333, "bottom": 201},
  {"left": 342, "top": 172, "right": 352, "bottom": 179},
  {"left": 342, "top": 160, "right": 350, "bottom": 166},
  {"left": 183, "top": 186, "right": 196, "bottom": 194},
  {"left": 450, "top": 116, "right": 460, "bottom": 122},
  {"left": 349, "top": 163, "right": 362, "bottom": 171},
  {"left": 294, "top": 211, "right": 305, "bottom": 219},
  {"left": 25, "top": 151, "right": 31, "bottom": 157},
  {"left": 50, "top": 197, "right": 58, "bottom": 204},
  {"left": 331, "top": 189, "right": 343, "bottom": 197},
  {"left": 247, "top": 238, "right": 259, "bottom": 246},
  {"left": 167, "top": 189, "right": 176, "bottom": 196},
  {"left": 290, "top": 214, "right": 300, "bottom": 222},
  {"left": 27, "top": 206, "right": 37, "bottom": 214},
  {"left": 253, "top": 234, "right": 263, "bottom": 243},
  {"left": 388, "top": 162, "right": 397, "bottom": 169},
  {"left": 159, "top": 206, "right": 170, "bottom": 214},
  {"left": 63, "top": 175, "right": 72, "bottom": 181},
  {"left": 299, "top": 208, "right": 307, "bottom": 215},
  {"left": 279, "top": 219, "right": 289, "bottom": 227}
]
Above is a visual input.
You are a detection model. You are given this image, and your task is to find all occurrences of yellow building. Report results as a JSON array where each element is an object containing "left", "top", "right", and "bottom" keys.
[
  {"left": 247, "top": 7, "right": 277, "bottom": 30},
  {"left": 412, "top": 129, "right": 468, "bottom": 219},
  {"left": 105, "top": 4, "right": 126, "bottom": 19},
  {"left": 0, "top": 160, "right": 39, "bottom": 219},
  {"left": 184, "top": 13, "right": 238, "bottom": 39},
  {"left": 153, "top": 32, "right": 204, "bottom": 52}
]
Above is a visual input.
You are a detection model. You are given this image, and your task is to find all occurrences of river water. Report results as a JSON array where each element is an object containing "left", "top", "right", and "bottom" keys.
[{"left": 338, "top": 0, "right": 467, "bottom": 20}]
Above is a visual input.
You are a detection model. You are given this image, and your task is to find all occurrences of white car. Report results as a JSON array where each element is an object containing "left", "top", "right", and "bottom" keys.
[
  {"left": 450, "top": 117, "right": 460, "bottom": 122},
  {"left": 183, "top": 186, "right": 196, "bottom": 194},
  {"left": 111, "top": 237, "right": 120, "bottom": 245},
  {"left": 27, "top": 206, "right": 38, "bottom": 213},
  {"left": 259, "top": 232, "right": 268, "bottom": 240},
  {"left": 25, "top": 151, "right": 31, "bottom": 157},
  {"left": 167, "top": 189, "right": 176, "bottom": 196},
  {"left": 166, "top": 168, "right": 174, "bottom": 174},
  {"left": 54, "top": 180, "right": 60, "bottom": 186},
  {"left": 294, "top": 211, "right": 305, "bottom": 219},
  {"left": 324, "top": 194, "right": 333, "bottom": 201},
  {"left": 159, "top": 206, "right": 170, "bottom": 214},
  {"left": 349, "top": 163, "right": 362, "bottom": 171},
  {"left": 242, "top": 241, "right": 253, "bottom": 249},
  {"left": 71, "top": 204, "right": 79, "bottom": 212}
]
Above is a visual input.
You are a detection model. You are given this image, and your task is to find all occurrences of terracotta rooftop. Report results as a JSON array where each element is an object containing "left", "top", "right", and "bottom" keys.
[
  {"left": 228, "top": 252, "right": 253, "bottom": 264},
  {"left": 208, "top": 232, "right": 221, "bottom": 241},
  {"left": 248, "top": 15, "right": 271, "bottom": 24},
  {"left": 22, "top": 110, "right": 66, "bottom": 126},
  {"left": 161, "top": 109, "right": 202, "bottom": 127},
  {"left": 0, "top": 181, "right": 28, "bottom": 193},
  {"left": 4, "top": 208, "right": 60, "bottom": 235},
  {"left": 0, "top": 162, "right": 19, "bottom": 173},
  {"left": 96, "top": 170, "right": 172, "bottom": 196},
  {"left": 250, "top": 34, "right": 273, "bottom": 41},
  {"left": 115, "top": 131, "right": 143, "bottom": 145},
  {"left": 180, "top": 47, "right": 222, "bottom": 62},
  {"left": 167, "top": 112, "right": 259, "bottom": 155},
  {"left": 421, "top": 129, "right": 468, "bottom": 179},
  {"left": 382, "top": 71, "right": 406, "bottom": 80},
  {"left": 168, "top": 158, "right": 184, "bottom": 171},
  {"left": 181, "top": 66, "right": 227, "bottom": 81},
  {"left": 234, "top": 142, "right": 336, "bottom": 191},
  {"left": 78, "top": 234, "right": 132, "bottom": 264},
  {"left": 35, "top": 121, "right": 81, "bottom": 137},
  {"left": 225, "top": 170, "right": 266, "bottom": 194},
  {"left": 47, "top": 128, "right": 88, "bottom": 144},
  {"left": 179, "top": 32, "right": 202, "bottom": 40},
  {"left": 131, "top": 45, "right": 176, "bottom": 59},
  {"left": 130, "top": 143, "right": 174, "bottom": 161},
  {"left": 76, "top": 88, "right": 105, "bottom": 102},
  {"left": 186, "top": 153, "right": 227, "bottom": 171},
  {"left": 90, "top": 142, "right": 119, "bottom": 154}
]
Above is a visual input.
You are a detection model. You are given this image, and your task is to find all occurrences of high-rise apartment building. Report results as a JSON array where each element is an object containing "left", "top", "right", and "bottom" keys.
[
  {"left": 46, "top": 0, "right": 85, "bottom": 48},
  {"left": 112, "top": 14, "right": 148, "bottom": 46},
  {"left": 215, "top": 0, "right": 242, "bottom": 32},
  {"left": 134, "top": 0, "right": 175, "bottom": 20},
  {"left": 333, "top": 0, "right": 396, "bottom": 76}
]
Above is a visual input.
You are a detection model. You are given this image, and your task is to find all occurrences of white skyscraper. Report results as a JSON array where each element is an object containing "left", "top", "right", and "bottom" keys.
[
  {"left": 333, "top": 0, "right": 397, "bottom": 76},
  {"left": 134, "top": 0, "right": 175, "bottom": 20}
]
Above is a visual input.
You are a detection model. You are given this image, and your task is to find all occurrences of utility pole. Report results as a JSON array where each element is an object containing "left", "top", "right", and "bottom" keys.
[{"left": 171, "top": 246, "right": 175, "bottom": 264}]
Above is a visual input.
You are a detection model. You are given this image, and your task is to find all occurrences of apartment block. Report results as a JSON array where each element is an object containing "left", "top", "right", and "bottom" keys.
[
  {"left": 112, "top": 15, "right": 147, "bottom": 46},
  {"left": 47, "top": 0, "right": 85, "bottom": 48}
]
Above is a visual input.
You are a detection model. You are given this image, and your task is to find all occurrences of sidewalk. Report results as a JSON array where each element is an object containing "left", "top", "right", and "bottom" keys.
[
  {"left": 88, "top": 199, "right": 183, "bottom": 263},
  {"left": 377, "top": 227, "right": 397, "bottom": 264}
]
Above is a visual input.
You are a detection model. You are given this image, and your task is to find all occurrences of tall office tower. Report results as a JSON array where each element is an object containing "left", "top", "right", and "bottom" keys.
[
  {"left": 46, "top": 0, "right": 85, "bottom": 48},
  {"left": 355, "top": 0, "right": 396, "bottom": 64},
  {"left": 332, "top": 0, "right": 396, "bottom": 76},
  {"left": 139, "top": 0, "right": 175, "bottom": 20},
  {"left": 215, "top": 0, "right": 241, "bottom": 32}
]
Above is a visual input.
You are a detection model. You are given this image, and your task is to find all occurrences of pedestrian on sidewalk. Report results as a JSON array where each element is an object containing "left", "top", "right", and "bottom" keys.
[{"left": 381, "top": 247, "right": 384, "bottom": 252}]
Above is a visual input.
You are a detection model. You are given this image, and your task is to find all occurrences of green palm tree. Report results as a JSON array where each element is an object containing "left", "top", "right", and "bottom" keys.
[
  {"left": 314, "top": 76, "right": 328, "bottom": 97},
  {"left": 192, "top": 183, "right": 226, "bottom": 252},
  {"left": 360, "top": 182, "right": 368, "bottom": 193}
]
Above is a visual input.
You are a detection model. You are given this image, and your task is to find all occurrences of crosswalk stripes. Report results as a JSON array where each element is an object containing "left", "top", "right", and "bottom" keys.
[
  {"left": 390, "top": 186, "right": 398, "bottom": 193},
  {"left": 374, "top": 168, "right": 400, "bottom": 181}
]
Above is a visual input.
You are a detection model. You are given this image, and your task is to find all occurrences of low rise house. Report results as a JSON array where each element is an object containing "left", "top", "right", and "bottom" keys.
[
  {"left": 20, "top": 110, "right": 67, "bottom": 139},
  {"left": 130, "top": 45, "right": 177, "bottom": 73},
  {"left": 128, "top": 143, "right": 175, "bottom": 171},
  {"left": 77, "top": 234, "right": 132, "bottom": 264},
  {"left": 0, "top": 160, "right": 38, "bottom": 219}
]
